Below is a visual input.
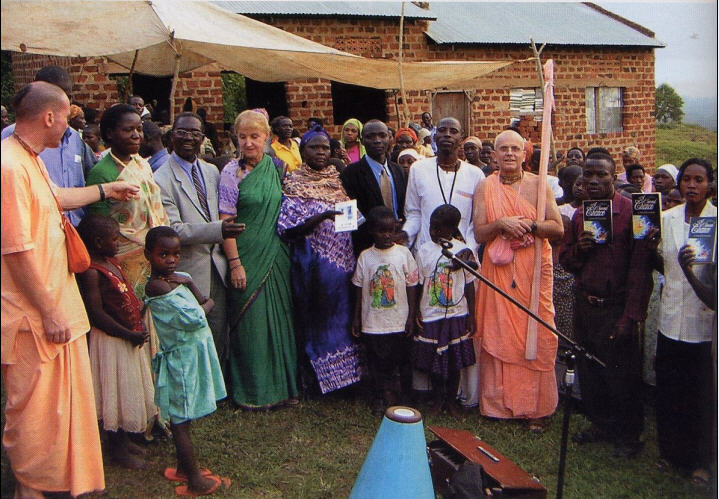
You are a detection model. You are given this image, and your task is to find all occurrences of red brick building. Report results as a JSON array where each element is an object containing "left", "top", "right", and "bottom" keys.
[{"left": 10, "top": 2, "right": 663, "bottom": 165}]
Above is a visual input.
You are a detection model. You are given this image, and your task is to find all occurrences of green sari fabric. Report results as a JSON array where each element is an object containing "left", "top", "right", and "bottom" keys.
[{"left": 227, "top": 155, "right": 298, "bottom": 408}]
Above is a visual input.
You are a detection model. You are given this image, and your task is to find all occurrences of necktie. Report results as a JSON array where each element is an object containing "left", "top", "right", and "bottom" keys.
[
  {"left": 380, "top": 167, "right": 394, "bottom": 214},
  {"left": 191, "top": 164, "right": 211, "bottom": 219}
]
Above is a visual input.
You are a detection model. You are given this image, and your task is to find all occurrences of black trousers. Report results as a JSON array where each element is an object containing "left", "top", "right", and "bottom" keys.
[
  {"left": 362, "top": 332, "right": 412, "bottom": 398},
  {"left": 655, "top": 332, "right": 715, "bottom": 470},
  {"left": 574, "top": 296, "right": 643, "bottom": 442}
]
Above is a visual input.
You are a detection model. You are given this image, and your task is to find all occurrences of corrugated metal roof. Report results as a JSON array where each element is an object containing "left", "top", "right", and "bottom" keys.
[
  {"left": 213, "top": 1, "right": 436, "bottom": 19},
  {"left": 423, "top": 2, "right": 664, "bottom": 47}
]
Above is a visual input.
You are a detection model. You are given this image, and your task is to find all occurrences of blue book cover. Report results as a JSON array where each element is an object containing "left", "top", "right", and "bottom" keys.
[
  {"left": 687, "top": 217, "right": 716, "bottom": 263},
  {"left": 583, "top": 200, "right": 612, "bottom": 244},
  {"left": 632, "top": 193, "right": 661, "bottom": 239}
]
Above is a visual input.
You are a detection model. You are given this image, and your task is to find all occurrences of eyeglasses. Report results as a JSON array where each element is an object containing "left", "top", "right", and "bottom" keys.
[{"left": 174, "top": 129, "right": 204, "bottom": 139}]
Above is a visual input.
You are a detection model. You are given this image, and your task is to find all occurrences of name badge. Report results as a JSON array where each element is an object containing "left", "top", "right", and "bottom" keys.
[{"left": 74, "top": 154, "right": 82, "bottom": 164}]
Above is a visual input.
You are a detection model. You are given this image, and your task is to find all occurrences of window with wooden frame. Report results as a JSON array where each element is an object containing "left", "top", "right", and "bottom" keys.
[{"left": 585, "top": 87, "right": 623, "bottom": 134}]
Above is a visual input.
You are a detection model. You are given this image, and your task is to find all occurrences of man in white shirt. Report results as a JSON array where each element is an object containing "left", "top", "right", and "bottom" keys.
[{"left": 401, "top": 117, "right": 485, "bottom": 253}]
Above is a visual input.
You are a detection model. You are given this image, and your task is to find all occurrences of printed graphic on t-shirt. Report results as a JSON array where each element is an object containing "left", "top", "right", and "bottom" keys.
[
  {"left": 370, "top": 264, "right": 396, "bottom": 308},
  {"left": 429, "top": 262, "right": 454, "bottom": 307}
]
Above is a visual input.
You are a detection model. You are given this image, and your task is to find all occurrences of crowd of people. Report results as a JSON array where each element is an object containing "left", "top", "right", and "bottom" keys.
[{"left": 1, "top": 65, "right": 716, "bottom": 497}]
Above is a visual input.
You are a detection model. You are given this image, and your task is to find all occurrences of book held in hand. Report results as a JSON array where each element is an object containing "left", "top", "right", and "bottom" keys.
[
  {"left": 631, "top": 193, "right": 661, "bottom": 239},
  {"left": 334, "top": 199, "right": 358, "bottom": 232},
  {"left": 583, "top": 200, "right": 612, "bottom": 244},
  {"left": 687, "top": 217, "right": 716, "bottom": 263}
]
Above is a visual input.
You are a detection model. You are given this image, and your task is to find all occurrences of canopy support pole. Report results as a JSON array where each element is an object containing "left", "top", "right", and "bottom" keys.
[
  {"left": 126, "top": 49, "right": 139, "bottom": 101},
  {"left": 169, "top": 54, "right": 180, "bottom": 124},
  {"left": 397, "top": 1, "right": 411, "bottom": 126}
]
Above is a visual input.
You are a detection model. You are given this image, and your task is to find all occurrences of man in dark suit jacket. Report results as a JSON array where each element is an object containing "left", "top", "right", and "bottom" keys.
[{"left": 340, "top": 119, "right": 407, "bottom": 255}]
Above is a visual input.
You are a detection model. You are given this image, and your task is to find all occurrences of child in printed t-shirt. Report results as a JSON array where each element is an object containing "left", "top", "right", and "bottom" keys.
[
  {"left": 352, "top": 206, "right": 419, "bottom": 415},
  {"left": 144, "top": 227, "right": 230, "bottom": 496},
  {"left": 413, "top": 205, "right": 477, "bottom": 415},
  {"left": 76, "top": 214, "right": 157, "bottom": 469}
]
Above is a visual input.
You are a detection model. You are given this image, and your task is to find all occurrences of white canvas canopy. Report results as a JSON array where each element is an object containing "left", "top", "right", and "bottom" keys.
[{"left": 1, "top": 0, "right": 512, "bottom": 90}]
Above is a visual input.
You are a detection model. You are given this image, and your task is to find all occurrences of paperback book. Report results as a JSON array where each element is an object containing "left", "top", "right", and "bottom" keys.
[
  {"left": 583, "top": 200, "right": 612, "bottom": 244},
  {"left": 687, "top": 217, "right": 716, "bottom": 263},
  {"left": 631, "top": 193, "right": 661, "bottom": 239}
]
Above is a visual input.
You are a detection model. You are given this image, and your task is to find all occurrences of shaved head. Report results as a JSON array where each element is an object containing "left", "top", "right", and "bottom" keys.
[
  {"left": 493, "top": 129, "right": 525, "bottom": 149},
  {"left": 13, "top": 81, "right": 69, "bottom": 121}
]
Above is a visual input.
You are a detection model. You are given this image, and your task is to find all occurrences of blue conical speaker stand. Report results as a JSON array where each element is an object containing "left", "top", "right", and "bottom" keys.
[{"left": 350, "top": 406, "right": 435, "bottom": 499}]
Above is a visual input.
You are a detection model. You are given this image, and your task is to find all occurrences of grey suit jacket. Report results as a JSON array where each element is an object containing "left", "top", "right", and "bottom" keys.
[{"left": 153, "top": 155, "right": 227, "bottom": 296}]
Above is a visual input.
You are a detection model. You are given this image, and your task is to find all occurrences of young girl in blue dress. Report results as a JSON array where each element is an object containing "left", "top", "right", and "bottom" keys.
[{"left": 144, "top": 226, "right": 229, "bottom": 496}]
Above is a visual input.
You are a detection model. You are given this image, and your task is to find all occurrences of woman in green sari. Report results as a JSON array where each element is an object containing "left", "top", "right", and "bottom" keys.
[{"left": 219, "top": 110, "right": 298, "bottom": 409}]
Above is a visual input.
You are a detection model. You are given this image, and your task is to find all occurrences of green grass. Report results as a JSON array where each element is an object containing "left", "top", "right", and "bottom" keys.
[
  {"left": 656, "top": 123, "right": 717, "bottom": 168},
  {"left": 1, "top": 387, "right": 714, "bottom": 498}
]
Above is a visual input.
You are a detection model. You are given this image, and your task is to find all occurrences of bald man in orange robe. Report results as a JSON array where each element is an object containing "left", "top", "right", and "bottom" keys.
[{"left": 472, "top": 130, "right": 563, "bottom": 426}]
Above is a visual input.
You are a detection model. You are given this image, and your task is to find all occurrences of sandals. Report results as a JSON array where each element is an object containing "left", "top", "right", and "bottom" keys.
[
  {"left": 164, "top": 467, "right": 213, "bottom": 482},
  {"left": 527, "top": 418, "right": 548, "bottom": 434},
  {"left": 175, "top": 474, "right": 231, "bottom": 497}
]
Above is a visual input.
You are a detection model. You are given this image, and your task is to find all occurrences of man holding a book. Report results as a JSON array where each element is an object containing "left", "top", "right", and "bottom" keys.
[{"left": 559, "top": 150, "right": 656, "bottom": 458}]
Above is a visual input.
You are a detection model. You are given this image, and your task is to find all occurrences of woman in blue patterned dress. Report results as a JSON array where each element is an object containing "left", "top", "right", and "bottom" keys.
[{"left": 277, "top": 126, "right": 363, "bottom": 394}]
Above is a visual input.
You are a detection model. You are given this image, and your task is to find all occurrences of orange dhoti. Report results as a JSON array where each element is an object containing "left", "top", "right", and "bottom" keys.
[
  {"left": 475, "top": 176, "right": 558, "bottom": 419},
  {"left": 2, "top": 332, "right": 105, "bottom": 496}
]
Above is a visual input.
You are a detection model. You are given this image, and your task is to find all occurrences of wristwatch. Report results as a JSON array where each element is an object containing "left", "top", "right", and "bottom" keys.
[{"left": 530, "top": 221, "right": 538, "bottom": 234}]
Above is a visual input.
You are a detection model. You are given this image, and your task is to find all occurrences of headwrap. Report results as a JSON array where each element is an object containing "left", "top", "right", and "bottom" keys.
[
  {"left": 462, "top": 136, "right": 482, "bottom": 148},
  {"left": 340, "top": 118, "right": 366, "bottom": 158},
  {"left": 395, "top": 127, "right": 418, "bottom": 143},
  {"left": 417, "top": 128, "right": 431, "bottom": 142},
  {"left": 69, "top": 105, "right": 83, "bottom": 119},
  {"left": 623, "top": 146, "right": 640, "bottom": 161},
  {"left": 300, "top": 124, "right": 330, "bottom": 151},
  {"left": 282, "top": 163, "right": 349, "bottom": 204},
  {"left": 656, "top": 163, "right": 679, "bottom": 183},
  {"left": 398, "top": 148, "right": 421, "bottom": 161}
]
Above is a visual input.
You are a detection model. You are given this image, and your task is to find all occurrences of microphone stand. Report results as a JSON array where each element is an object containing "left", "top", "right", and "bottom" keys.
[{"left": 439, "top": 240, "right": 604, "bottom": 499}]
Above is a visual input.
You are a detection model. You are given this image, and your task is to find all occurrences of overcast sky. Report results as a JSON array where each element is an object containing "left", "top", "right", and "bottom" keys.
[{"left": 597, "top": 1, "right": 717, "bottom": 98}]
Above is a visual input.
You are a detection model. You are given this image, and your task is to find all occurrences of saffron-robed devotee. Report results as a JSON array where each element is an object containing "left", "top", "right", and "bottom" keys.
[{"left": 1, "top": 81, "right": 139, "bottom": 498}]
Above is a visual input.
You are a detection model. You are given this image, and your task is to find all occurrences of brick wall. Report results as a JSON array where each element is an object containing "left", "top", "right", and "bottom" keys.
[
  {"left": 11, "top": 53, "right": 225, "bottom": 126},
  {"left": 249, "top": 15, "right": 657, "bottom": 169}
]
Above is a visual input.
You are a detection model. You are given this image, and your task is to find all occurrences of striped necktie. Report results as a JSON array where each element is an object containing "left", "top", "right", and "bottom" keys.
[{"left": 191, "top": 163, "right": 210, "bottom": 219}]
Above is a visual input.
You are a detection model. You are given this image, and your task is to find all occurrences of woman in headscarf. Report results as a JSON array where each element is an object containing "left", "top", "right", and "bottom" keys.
[
  {"left": 219, "top": 110, "right": 298, "bottom": 410},
  {"left": 416, "top": 128, "right": 435, "bottom": 158},
  {"left": 397, "top": 148, "right": 421, "bottom": 177},
  {"left": 86, "top": 104, "right": 169, "bottom": 299},
  {"left": 277, "top": 126, "right": 363, "bottom": 395},
  {"left": 653, "top": 164, "right": 678, "bottom": 195},
  {"left": 340, "top": 118, "right": 365, "bottom": 164}
]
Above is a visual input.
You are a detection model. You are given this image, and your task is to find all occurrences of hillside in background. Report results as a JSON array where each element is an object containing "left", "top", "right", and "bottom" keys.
[
  {"left": 655, "top": 123, "right": 717, "bottom": 168},
  {"left": 682, "top": 96, "right": 718, "bottom": 131}
]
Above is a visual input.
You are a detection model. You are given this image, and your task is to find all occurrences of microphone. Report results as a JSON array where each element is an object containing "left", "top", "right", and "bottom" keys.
[{"left": 439, "top": 238, "right": 479, "bottom": 270}]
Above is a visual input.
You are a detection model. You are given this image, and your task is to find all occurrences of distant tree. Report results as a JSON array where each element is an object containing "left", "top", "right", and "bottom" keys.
[{"left": 656, "top": 84, "right": 684, "bottom": 125}]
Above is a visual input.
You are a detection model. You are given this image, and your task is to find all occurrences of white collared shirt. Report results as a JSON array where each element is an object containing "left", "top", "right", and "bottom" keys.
[{"left": 658, "top": 201, "right": 717, "bottom": 343}]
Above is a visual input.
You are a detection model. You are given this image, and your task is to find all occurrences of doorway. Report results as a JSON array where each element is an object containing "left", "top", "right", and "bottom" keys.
[{"left": 431, "top": 91, "right": 470, "bottom": 134}]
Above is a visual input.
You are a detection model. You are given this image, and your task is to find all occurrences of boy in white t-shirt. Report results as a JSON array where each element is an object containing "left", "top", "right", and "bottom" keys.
[{"left": 352, "top": 206, "right": 419, "bottom": 415}]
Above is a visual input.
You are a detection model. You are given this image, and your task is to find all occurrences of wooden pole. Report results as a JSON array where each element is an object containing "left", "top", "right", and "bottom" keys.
[
  {"left": 397, "top": 1, "right": 411, "bottom": 126},
  {"left": 126, "top": 49, "right": 139, "bottom": 101},
  {"left": 168, "top": 34, "right": 181, "bottom": 124},
  {"left": 530, "top": 40, "right": 556, "bottom": 164},
  {"left": 525, "top": 58, "right": 555, "bottom": 360}
]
